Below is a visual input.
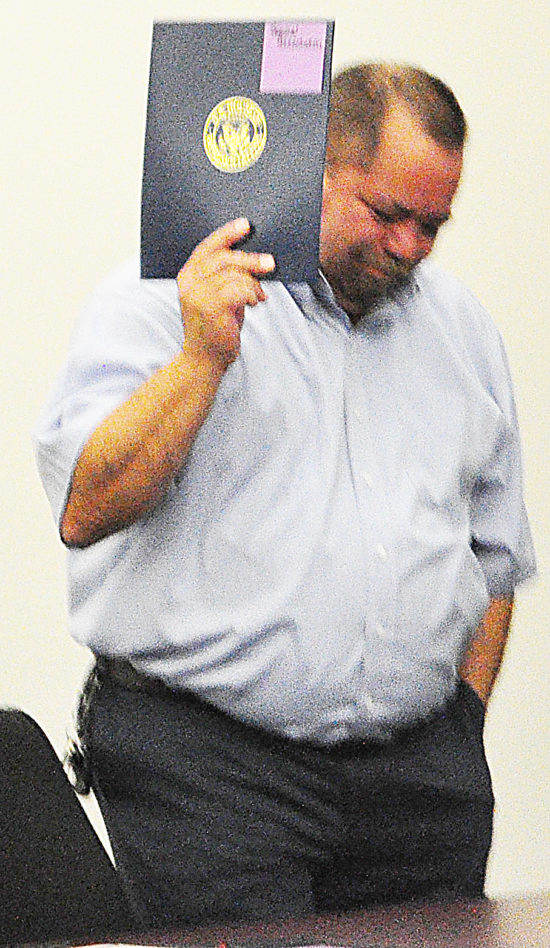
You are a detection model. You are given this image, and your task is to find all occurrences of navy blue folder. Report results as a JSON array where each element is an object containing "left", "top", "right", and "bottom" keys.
[{"left": 141, "top": 20, "right": 334, "bottom": 281}]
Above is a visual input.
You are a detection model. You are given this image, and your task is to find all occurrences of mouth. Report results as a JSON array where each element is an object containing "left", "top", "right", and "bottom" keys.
[
  {"left": 365, "top": 260, "right": 412, "bottom": 285},
  {"left": 349, "top": 246, "right": 410, "bottom": 284},
  {"left": 366, "top": 263, "right": 393, "bottom": 280}
]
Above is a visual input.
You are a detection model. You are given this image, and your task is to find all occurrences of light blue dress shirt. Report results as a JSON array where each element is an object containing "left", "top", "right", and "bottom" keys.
[{"left": 34, "top": 258, "right": 536, "bottom": 743}]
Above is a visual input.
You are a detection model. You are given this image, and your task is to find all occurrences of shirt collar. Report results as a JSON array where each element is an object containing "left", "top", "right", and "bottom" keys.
[{"left": 285, "top": 268, "right": 420, "bottom": 330}]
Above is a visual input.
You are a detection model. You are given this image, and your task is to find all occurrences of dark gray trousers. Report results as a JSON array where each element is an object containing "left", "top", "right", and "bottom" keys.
[{"left": 85, "top": 666, "right": 493, "bottom": 929}]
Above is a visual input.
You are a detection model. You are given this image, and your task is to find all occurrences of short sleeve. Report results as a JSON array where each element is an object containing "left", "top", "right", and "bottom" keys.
[
  {"left": 469, "top": 328, "right": 536, "bottom": 596},
  {"left": 33, "top": 259, "right": 182, "bottom": 528}
]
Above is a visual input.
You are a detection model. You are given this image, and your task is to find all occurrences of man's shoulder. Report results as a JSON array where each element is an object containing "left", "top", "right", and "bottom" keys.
[
  {"left": 414, "top": 259, "right": 509, "bottom": 387},
  {"left": 414, "top": 259, "right": 500, "bottom": 342},
  {"left": 415, "top": 258, "right": 479, "bottom": 306},
  {"left": 89, "top": 256, "right": 178, "bottom": 307},
  {"left": 76, "top": 257, "right": 182, "bottom": 342}
]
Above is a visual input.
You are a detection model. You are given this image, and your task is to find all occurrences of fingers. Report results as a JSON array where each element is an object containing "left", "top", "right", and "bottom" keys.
[
  {"left": 197, "top": 217, "right": 250, "bottom": 253},
  {"left": 226, "top": 248, "right": 276, "bottom": 275},
  {"left": 191, "top": 219, "right": 276, "bottom": 276},
  {"left": 177, "top": 219, "right": 274, "bottom": 371},
  {"left": 176, "top": 256, "right": 268, "bottom": 308},
  {"left": 216, "top": 269, "right": 267, "bottom": 314},
  {"left": 192, "top": 249, "right": 275, "bottom": 280}
]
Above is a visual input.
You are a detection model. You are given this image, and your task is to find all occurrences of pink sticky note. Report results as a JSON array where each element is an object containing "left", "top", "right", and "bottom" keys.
[{"left": 260, "top": 21, "right": 327, "bottom": 94}]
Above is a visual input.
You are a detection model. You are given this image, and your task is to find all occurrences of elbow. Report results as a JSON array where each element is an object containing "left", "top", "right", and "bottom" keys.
[
  {"left": 60, "top": 495, "right": 108, "bottom": 548},
  {"left": 60, "top": 471, "right": 98, "bottom": 547},
  {"left": 60, "top": 507, "right": 95, "bottom": 548},
  {"left": 60, "top": 495, "right": 139, "bottom": 547}
]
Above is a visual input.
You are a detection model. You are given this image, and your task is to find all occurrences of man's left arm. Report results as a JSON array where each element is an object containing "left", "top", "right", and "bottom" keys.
[{"left": 459, "top": 596, "right": 514, "bottom": 707}]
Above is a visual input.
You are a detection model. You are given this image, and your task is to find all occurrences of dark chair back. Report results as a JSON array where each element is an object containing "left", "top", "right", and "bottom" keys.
[{"left": 0, "top": 707, "right": 132, "bottom": 946}]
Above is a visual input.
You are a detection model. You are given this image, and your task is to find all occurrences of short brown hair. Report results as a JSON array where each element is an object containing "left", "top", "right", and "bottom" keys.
[{"left": 326, "top": 63, "right": 467, "bottom": 168}]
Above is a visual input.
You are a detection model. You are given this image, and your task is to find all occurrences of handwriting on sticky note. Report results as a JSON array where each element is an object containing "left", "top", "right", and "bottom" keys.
[{"left": 260, "top": 21, "right": 327, "bottom": 94}]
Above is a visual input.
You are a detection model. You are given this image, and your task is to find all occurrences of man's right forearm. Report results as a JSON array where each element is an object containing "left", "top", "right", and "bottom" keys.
[
  {"left": 61, "top": 349, "right": 225, "bottom": 547},
  {"left": 61, "top": 218, "right": 275, "bottom": 548}
]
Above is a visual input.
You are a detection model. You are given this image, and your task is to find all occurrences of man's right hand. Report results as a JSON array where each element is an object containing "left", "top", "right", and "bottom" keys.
[{"left": 177, "top": 218, "right": 276, "bottom": 371}]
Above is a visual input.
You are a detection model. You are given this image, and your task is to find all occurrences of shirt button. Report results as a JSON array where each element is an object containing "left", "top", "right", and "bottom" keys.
[
  {"left": 375, "top": 622, "right": 390, "bottom": 640},
  {"left": 376, "top": 543, "right": 388, "bottom": 561},
  {"left": 329, "top": 723, "right": 351, "bottom": 742},
  {"left": 286, "top": 725, "right": 303, "bottom": 739},
  {"left": 361, "top": 694, "right": 384, "bottom": 715},
  {"left": 362, "top": 472, "right": 374, "bottom": 489}
]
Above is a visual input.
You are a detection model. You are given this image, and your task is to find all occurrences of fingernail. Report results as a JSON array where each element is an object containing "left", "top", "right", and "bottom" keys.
[
  {"left": 235, "top": 217, "right": 249, "bottom": 229},
  {"left": 260, "top": 254, "right": 275, "bottom": 268}
]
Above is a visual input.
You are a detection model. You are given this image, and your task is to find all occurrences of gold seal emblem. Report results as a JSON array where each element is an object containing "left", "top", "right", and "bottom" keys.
[{"left": 203, "top": 97, "right": 267, "bottom": 173}]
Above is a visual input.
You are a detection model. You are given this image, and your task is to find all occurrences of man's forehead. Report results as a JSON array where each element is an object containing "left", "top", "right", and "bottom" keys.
[
  {"left": 347, "top": 129, "right": 461, "bottom": 211},
  {"left": 342, "top": 103, "right": 462, "bottom": 165}
]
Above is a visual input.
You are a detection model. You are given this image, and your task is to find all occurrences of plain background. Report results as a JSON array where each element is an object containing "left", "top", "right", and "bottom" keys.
[{"left": 2, "top": 0, "right": 549, "bottom": 898}]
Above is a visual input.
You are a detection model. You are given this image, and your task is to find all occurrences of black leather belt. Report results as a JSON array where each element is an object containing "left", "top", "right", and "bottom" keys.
[{"left": 95, "top": 657, "right": 468, "bottom": 747}]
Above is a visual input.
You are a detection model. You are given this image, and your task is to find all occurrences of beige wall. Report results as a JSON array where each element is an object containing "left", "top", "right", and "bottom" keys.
[{"left": 2, "top": 0, "right": 548, "bottom": 897}]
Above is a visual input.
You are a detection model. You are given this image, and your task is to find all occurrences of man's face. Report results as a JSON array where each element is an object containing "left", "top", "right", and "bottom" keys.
[{"left": 319, "top": 105, "right": 463, "bottom": 318}]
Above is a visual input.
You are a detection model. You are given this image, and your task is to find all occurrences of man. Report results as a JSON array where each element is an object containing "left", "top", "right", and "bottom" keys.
[{"left": 34, "top": 64, "right": 535, "bottom": 928}]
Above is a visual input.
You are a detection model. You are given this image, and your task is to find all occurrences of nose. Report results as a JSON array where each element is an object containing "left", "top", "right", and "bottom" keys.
[{"left": 384, "top": 219, "right": 434, "bottom": 265}]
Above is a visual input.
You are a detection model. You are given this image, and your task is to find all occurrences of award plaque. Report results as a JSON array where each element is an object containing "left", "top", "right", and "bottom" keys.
[{"left": 141, "top": 20, "right": 334, "bottom": 281}]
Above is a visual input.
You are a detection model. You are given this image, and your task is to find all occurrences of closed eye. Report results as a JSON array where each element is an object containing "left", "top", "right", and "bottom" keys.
[
  {"left": 365, "top": 199, "right": 447, "bottom": 240},
  {"left": 362, "top": 200, "right": 398, "bottom": 224},
  {"left": 372, "top": 207, "right": 396, "bottom": 224}
]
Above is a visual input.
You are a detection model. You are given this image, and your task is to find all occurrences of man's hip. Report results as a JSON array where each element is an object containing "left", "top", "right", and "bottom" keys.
[{"left": 78, "top": 657, "right": 493, "bottom": 926}]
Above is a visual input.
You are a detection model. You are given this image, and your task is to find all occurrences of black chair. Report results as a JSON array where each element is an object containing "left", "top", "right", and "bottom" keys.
[{"left": 0, "top": 707, "right": 132, "bottom": 946}]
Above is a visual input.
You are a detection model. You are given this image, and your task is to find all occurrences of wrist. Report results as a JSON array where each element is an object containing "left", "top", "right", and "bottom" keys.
[{"left": 178, "top": 343, "right": 229, "bottom": 388}]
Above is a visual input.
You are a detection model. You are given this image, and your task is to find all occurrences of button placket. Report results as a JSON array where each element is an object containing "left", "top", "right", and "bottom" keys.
[
  {"left": 343, "top": 338, "right": 378, "bottom": 512},
  {"left": 375, "top": 620, "right": 391, "bottom": 640},
  {"left": 344, "top": 330, "right": 396, "bottom": 656}
]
